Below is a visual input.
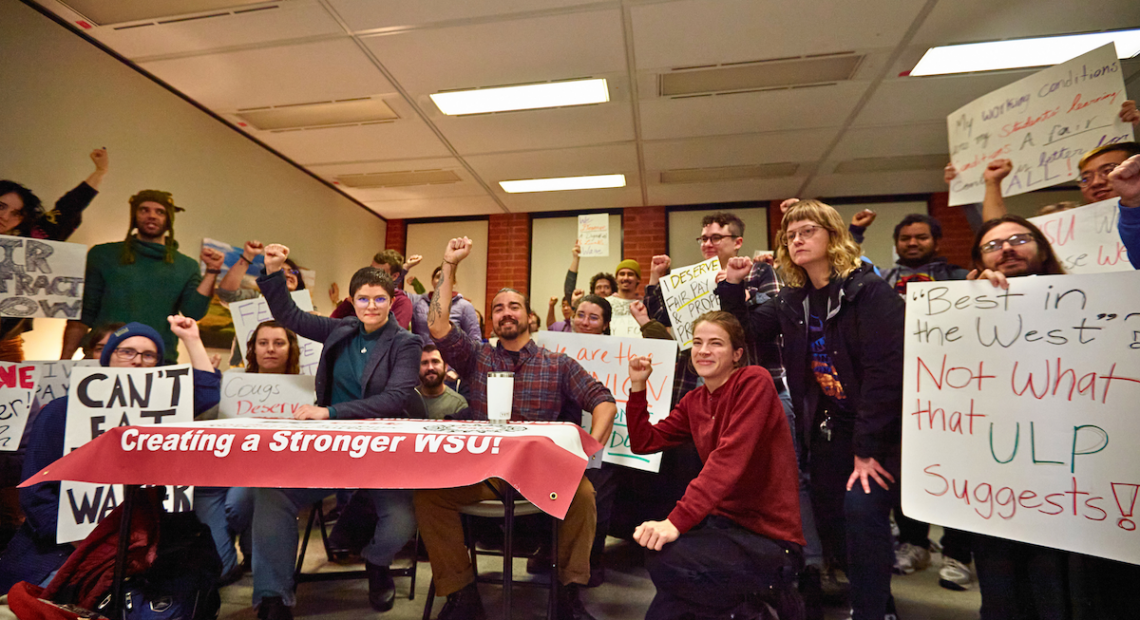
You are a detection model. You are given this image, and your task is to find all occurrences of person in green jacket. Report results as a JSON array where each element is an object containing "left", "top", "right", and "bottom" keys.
[{"left": 60, "top": 189, "right": 222, "bottom": 363}]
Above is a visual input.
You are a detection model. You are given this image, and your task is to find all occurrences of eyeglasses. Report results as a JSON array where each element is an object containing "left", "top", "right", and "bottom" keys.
[
  {"left": 979, "top": 233, "right": 1034, "bottom": 254},
  {"left": 113, "top": 347, "right": 160, "bottom": 364},
  {"left": 354, "top": 295, "right": 390, "bottom": 307},
  {"left": 1078, "top": 163, "right": 1118, "bottom": 186},
  {"left": 284, "top": 269, "right": 301, "bottom": 276},
  {"left": 695, "top": 234, "right": 739, "bottom": 245},
  {"left": 782, "top": 225, "right": 824, "bottom": 245}
]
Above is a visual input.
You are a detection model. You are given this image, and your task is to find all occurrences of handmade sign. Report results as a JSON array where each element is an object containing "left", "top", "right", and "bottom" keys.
[
  {"left": 0, "top": 362, "right": 38, "bottom": 452},
  {"left": 534, "top": 331, "right": 678, "bottom": 472},
  {"left": 902, "top": 273, "right": 1140, "bottom": 564},
  {"left": 217, "top": 371, "right": 316, "bottom": 419},
  {"left": 230, "top": 291, "right": 322, "bottom": 375},
  {"left": 1027, "top": 198, "right": 1131, "bottom": 273},
  {"left": 577, "top": 214, "right": 610, "bottom": 258},
  {"left": 26, "top": 418, "right": 602, "bottom": 519},
  {"left": 29, "top": 359, "right": 99, "bottom": 407},
  {"left": 658, "top": 257, "right": 722, "bottom": 350},
  {"left": 947, "top": 44, "right": 1134, "bottom": 206},
  {"left": 0, "top": 235, "right": 87, "bottom": 318},
  {"left": 57, "top": 365, "right": 195, "bottom": 543}
]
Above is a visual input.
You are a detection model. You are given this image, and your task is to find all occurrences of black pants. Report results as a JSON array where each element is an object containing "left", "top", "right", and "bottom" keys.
[
  {"left": 974, "top": 534, "right": 1070, "bottom": 620},
  {"left": 645, "top": 515, "right": 802, "bottom": 620}
]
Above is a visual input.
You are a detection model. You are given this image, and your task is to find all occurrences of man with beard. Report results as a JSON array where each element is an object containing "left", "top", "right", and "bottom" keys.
[
  {"left": 416, "top": 236, "right": 616, "bottom": 620},
  {"left": 881, "top": 214, "right": 969, "bottom": 295},
  {"left": 417, "top": 344, "right": 467, "bottom": 420},
  {"left": 606, "top": 259, "right": 643, "bottom": 338}
]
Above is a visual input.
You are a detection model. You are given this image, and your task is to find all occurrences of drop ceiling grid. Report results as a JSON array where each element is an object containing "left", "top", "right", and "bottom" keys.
[
  {"left": 646, "top": 177, "right": 805, "bottom": 206},
  {"left": 327, "top": 0, "right": 612, "bottom": 34},
  {"left": 908, "top": 0, "right": 1140, "bottom": 48},
  {"left": 364, "top": 196, "right": 504, "bottom": 219},
  {"left": 464, "top": 143, "right": 640, "bottom": 182},
  {"left": 641, "top": 129, "right": 840, "bottom": 171},
  {"left": 802, "top": 169, "right": 947, "bottom": 198},
  {"left": 825, "top": 119, "right": 949, "bottom": 162},
  {"left": 254, "top": 119, "right": 455, "bottom": 164},
  {"left": 850, "top": 70, "right": 1037, "bottom": 127}
]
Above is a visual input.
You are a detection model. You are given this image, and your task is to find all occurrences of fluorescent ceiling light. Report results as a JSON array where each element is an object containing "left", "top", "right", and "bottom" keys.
[
  {"left": 911, "top": 30, "right": 1140, "bottom": 76},
  {"left": 499, "top": 174, "right": 625, "bottom": 193},
  {"left": 430, "top": 79, "right": 609, "bottom": 115}
]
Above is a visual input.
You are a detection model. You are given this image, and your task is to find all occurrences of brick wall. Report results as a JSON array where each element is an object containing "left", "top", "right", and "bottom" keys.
[
  {"left": 485, "top": 213, "right": 531, "bottom": 328},
  {"left": 384, "top": 219, "right": 406, "bottom": 255},
  {"left": 928, "top": 192, "right": 976, "bottom": 270},
  {"left": 621, "top": 206, "right": 667, "bottom": 297}
]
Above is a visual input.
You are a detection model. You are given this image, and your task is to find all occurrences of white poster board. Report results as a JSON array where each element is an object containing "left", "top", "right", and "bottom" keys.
[
  {"left": 218, "top": 371, "right": 316, "bottom": 419},
  {"left": 230, "top": 291, "right": 322, "bottom": 375},
  {"left": 0, "top": 363, "right": 37, "bottom": 452},
  {"left": 29, "top": 359, "right": 99, "bottom": 407},
  {"left": 534, "top": 331, "right": 678, "bottom": 472},
  {"left": 902, "top": 274, "right": 1140, "bottom": 565},
  {"left": 0, "top": 235, "right": 87, "bottom": 318},
  {"left": 1028, "top": 198, "right": 1131, "bottom": 273},
  {"left": 58, "top": 365, "right": 195, "bottom": 543},
  {"left": 577, "top": 214, "right": 610, "bottom": 258},
  {"left": 658, "top": 257, "right": 722, "bottom": 350},
  {"left": 947, "top": 44, "right": 1134, "bottom": 206}
]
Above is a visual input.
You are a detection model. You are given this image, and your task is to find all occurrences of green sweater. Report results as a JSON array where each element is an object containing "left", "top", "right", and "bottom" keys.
[{"left": 80, "top": 238, "right": 210, "bottom": 363}]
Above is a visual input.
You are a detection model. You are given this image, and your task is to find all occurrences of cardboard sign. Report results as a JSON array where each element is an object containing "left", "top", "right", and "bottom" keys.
[
  {"left": 1027, "top": 198, "right": 1131, "bottom": 273},
  {"left": 218, "top": 371, "right": 316, "bottom": 419},
  {"left": 230, "top": 291, "right": 322, "bottom": 375},
  {"left": 0, "top": 362, "right": 38, "bottom": 452},
  {"left": 577, "top": 214, "right": 610, "bottom": 258},
  {"left": 902, "top": 274, "right": 1140, "bottom": 565},
  {"left": 29, "top": 359, "right": 99, "bottom": 407},
  {"left": 58, "top": 365, "right": 195, "bottom": 543},
  {"left": 947, "top": 44, "right": 1134, "bottom": 206},
  {"left": 534, "top": 331, "right": 678, "bottom": 472},
  {"left": 658, "top": 257, "right": 722, "bottom": 350},
  {"left": 0, "top": 235, "right": 87, "bottom": 318}
]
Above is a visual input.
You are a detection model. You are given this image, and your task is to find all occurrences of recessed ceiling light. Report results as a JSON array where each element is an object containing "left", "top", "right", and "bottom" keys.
[
  {"left": 910, "top": 30, "right": 1140, "bottom": 76},
  {"left": 499, "top": 174, "right": 626, "bottom": 193},
  {"left": 430, "top": 79, "right": 609, "bottom": 115}
]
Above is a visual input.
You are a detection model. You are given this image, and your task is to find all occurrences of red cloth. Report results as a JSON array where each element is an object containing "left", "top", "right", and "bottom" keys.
[
  {"left": 7, "top": 582, "right": 79, "bottom": 620},
  {"left": 625, "top": 366, "right": 805, "bottom": 545},
  {"left": 332, "top": 289, "right": 412, "bottom": 330}
]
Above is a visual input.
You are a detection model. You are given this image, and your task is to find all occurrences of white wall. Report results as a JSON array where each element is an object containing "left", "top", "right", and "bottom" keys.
[
  {"left": 529, "top": 214, "right": 623, "bottom": 327},
  {"left": 667, "top": 207, "right": 770, "bottom": 267},
  {"left": 405, "top": 220, "right": 489, "bottom": 322},
  {"left": 0, "top": 0, "right": 386, "bottom": 361}
]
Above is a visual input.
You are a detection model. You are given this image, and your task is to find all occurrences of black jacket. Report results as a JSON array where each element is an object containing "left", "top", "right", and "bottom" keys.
[{"left": 716, "top": 262, "right": 904, "bottom": 460}]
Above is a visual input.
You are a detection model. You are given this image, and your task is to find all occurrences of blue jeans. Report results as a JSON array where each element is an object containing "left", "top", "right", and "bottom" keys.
[
  {"left": 194, "top": 487, "right": 254, "bottom": 575},
  {"left": 251, "top": 487, "right": 415, "bottom": 607}
]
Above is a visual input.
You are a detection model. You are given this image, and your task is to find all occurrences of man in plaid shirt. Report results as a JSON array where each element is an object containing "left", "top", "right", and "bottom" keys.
[{"left": 415, "top": 236, "right": 616, "bottom": 620}]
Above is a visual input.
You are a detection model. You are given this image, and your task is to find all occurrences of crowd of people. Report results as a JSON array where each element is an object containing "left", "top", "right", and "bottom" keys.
[{"left": 0, "top": 100, "right": 1137, "bottom": 620}]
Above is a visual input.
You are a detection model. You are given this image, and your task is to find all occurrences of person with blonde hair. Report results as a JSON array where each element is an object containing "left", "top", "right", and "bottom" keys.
[{"left": 717, "top": 199, "right": 905, "bottom": 620}]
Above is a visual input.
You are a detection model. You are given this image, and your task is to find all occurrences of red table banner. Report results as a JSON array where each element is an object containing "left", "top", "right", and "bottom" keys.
[{"left": 23, "top": 418, "right": 603, "bottom": 519}]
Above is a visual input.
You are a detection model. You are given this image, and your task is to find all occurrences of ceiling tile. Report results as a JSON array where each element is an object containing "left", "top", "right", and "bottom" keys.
[
  {"left": 464, "top": 144, "right": 638, "bottom": 181},
  {"left": 368, "top": 196, "right": 502, "bottom": 219},
  {"left": 252, "top": 119, "right": 452, "bottom": 164},
  {"left": 432, "top": 102, "right": 635, "bottom": 154},
  {"left": 647, "top": 178, "right": 805, "bottom": 206},
  {"left": 327, "top": 0, "right": 604, "bottom": 33},
  {"left": 308, "top": 158, "right": 490, "bottom": 203},
  {"left": 853, "top": 70, "right": 1038, "bottom": 127},
  {"left": 643, "top": 130, "right": 838, "bottom": 170},
  {"left": 802, "top": 170, "right": 947, "bottom": 198},
  {"left": 500, "top": 186, "right": 643, "bottom": 213},
  {"left": 910, "top": 0, "right": 1140, "bottom": 48},
  {"left": 829, "top": 123, "right": 949, "bottom": 161}
]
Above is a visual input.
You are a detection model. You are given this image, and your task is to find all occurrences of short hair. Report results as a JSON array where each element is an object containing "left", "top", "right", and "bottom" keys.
[
  {"left": 776, "top": 200, "right": 863, "bottom": 289},
  {"left": 589, "top": 272, "right": 617, "bottom": 296},
  {"left": 893, "top": 214, "right": 943, "bottom": 242},
  {"left": 970, "top": 215, "right": 1065, "bottom": 276},
  {"left": 1037, "top": 201, "right": 1079, "bottom": 216},
  {"left": 422, "top": 343, "right": 439, "bottom": 355},
  {"left": 349, "top": 267, "right": 395, "bottom": 298},
  {"left": 691, "top": 311, "right": 746, "bottom": 368},
  {"left": 0, "top": 180, "right": 45, "bottom": 236},
  {"left": 492, "top": 288, "right": 533, "bottom": 319},
  {"left": 577, "top": 294, "right": 613, "bottom": 334},
  {"left": 700, "top": 212, "right": 745, "bottom": 238},
  {"left": 528, "top": 311, "right": 542, "bottom": 330},
  {"left": 372, "top": 249, "right": 404, "bottom": 273},
  {"left": 283, "top": 258, "right": 307, "bottom": 291},
  {"left": 245, "top": 320, "right": 300, "bottom": 374},
  {"left": 83, "top": 322, "right": 127, "bottom": 359},
  {"left": 1078, "top": 142, "right": 1140, "bottom": 170}
]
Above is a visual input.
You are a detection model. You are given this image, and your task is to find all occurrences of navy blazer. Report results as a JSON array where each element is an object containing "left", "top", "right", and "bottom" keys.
[{"left": 258, "top": 270, "right": 423, "bottom": 419}]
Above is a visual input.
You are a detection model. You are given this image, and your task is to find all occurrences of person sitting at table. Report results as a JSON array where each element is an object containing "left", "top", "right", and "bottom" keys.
[
  {"left": 415, "top": 236, "right": 616, "bottom": 620},
  {"left": 250, "top": 244, "right": 422, "bottom": 620},
  {"left": 625, "top": 312, "right": 805, "bottom": 619},
  {"left": 0, "top": 319, "right": 222, "bottom": 593}
]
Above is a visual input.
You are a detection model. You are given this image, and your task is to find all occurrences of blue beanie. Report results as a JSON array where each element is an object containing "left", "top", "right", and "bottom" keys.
[{"left": 99, "top": 322, "right": 166, "bottom": 367}]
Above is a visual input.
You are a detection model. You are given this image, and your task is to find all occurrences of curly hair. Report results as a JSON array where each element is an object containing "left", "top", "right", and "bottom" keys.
[
  {"left": 0, "top": 180, "right": 45, "bottom": 237},
  {"left": 589, "top": 272, "right": 617, "bottom": 296},
  {"left": 245, "top": 320, "right": 300, "bottom": 374},
  {"left": 776, "top": 200, "right": 863, "bottom": 289}
]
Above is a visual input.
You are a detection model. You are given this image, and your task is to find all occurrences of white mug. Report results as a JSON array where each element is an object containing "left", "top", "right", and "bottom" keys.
[{"left": 487, "top": 372, "right": 514, "bottom": 421}]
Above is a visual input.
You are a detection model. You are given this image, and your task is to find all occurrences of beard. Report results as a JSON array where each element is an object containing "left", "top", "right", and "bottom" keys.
[
  {"left": 494, "top": 317, "right": 524, "bottom": 339},
  {"left": 420, "top": 370, "right": 444, "bottom": 389}
]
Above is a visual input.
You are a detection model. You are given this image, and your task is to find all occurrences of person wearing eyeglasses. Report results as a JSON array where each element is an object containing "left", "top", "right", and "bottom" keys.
[{"left": 248, "top": 243, "right": 421, "bottom": 620}]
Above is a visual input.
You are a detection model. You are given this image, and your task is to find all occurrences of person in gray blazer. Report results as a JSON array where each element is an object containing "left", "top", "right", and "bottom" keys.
[{"left": 250, "top": 243, "right": 423, "bottom": 620}]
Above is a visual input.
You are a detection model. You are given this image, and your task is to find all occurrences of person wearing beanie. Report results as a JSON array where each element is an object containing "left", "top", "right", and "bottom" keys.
[
  {"left": 606, "top": 258, "right": 643, "bottom": 338},
  {"left": 60, "top": 190, "right": 224, "bottom": 363},
  {"left": 0, "top": 319, "right": 222, "bottom": 593}
]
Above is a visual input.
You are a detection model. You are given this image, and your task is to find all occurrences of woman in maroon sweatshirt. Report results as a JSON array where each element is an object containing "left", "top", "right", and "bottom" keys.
[{"left": 625, "top": 311, "right": 805, "bottom": 620}]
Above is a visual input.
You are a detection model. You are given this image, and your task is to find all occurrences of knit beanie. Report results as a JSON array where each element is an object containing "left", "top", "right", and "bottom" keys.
[
  {"left": 100, "top": 322, "right": 166, "bottom": 367},
  {"left": 121, "top": 190, "right": 183, "bottom": 265},
  {"left": 615, "top": 259, "right": 641, "bottom": 279}
]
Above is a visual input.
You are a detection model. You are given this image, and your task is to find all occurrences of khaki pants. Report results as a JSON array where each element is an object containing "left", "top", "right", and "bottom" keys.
[{"left": 414, "top": 477, "right": 596, "bottom": 597}]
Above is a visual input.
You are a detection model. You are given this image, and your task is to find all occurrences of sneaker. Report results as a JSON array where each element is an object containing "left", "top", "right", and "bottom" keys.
[
  {"left": 438, "top": 582, "right": 486, "bottom": 620},
  {"left": 893, "top": 543, "right": 931, "bottom": 574},
  {"left": 556, "top": 584, "right": 596, "bottom": 620},
  {"left": 938, "top": 557, "right": 973, "bottom": 591},
  {"left": 257, "top": 596, "right": 293, "bottom": 620}
]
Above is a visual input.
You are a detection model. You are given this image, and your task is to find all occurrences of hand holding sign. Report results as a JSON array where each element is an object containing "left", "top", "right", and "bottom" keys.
[
  {"left": 294, "top": 404, "right": 330, "bottom": 420},
  {"left": 1108, "top": 154, "right": 1140, "bottom": 208},
  {"left": 263, "top": 244, "right": 289, "bottom": 273},
  {"left": 1121, "top": 100, "right": 1139, "bottom": 126}
]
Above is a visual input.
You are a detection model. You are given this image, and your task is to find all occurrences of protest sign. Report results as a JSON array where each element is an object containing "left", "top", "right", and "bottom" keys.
[
  {"left": 658, "top": 257, "right": 721, "bottom": 350},
  {"left": 230, "top": 291, "right": 322, "bottom": 375},
  {"left": 534, "top": 331, "right": 678, "bottom": 472},
  {"left": 29, "top": 359, "right": 99, "bottom": 407},
  {"left": 947, "top": 44, "right": 1134, "bottom": 206},
  {"left": 0, "top": 363, "right": 38, "bottom": 452},
  {"left": 0, "top": 235, "right": 86, "bottom": 319},
  {"left": 1028, "top": 198, "right": 1131, "bottom": 273},
  {"left": 218, "top": 371, "right": 316, "bottom": 419},
  {"left": 901, "top": 274, "right": 1140, "bottom": 564},
  {"left": 577, "top": 214, "right": 609, "bottom": 258},
  {"left": 58, "top": 365, "right": 195, "bottom": 543}
]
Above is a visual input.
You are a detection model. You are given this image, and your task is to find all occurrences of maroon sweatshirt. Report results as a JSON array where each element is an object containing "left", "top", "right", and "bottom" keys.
[{"left": 625, "top": 365, "right": 804, "bottom": 545}]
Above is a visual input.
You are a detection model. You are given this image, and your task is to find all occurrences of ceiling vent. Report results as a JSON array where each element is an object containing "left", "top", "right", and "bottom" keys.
[
  {"left": 660, "top": 163, "right": 799, "bottom": 185},
  {"left": 659, "top": 53, "right": 862, "bottom": 98},
  {"left": 235, "top": 98, "right": 399, "bottom": 131},
  {"left": 833, "top": 154, "right": 947, "bottom": 174},
  {"left": 337, "top": 169, "right": 462, "bottom": 189},
  {"left": 58, "top": 0, "right": 279, "bottom": 27}
]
